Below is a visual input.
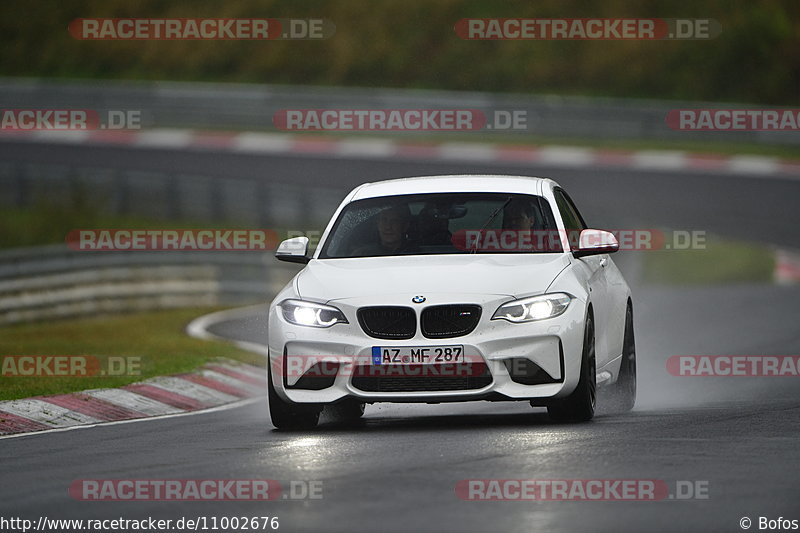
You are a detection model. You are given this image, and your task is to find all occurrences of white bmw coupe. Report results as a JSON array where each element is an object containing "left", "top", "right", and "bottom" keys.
[{"left": 267, "top": 175, "right": 636, "bottom": 429}]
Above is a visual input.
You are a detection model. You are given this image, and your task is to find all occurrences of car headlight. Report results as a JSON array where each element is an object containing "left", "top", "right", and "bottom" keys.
[
  {"left": 279, "top": 299, "right": 348, "bottom": 328},
  {"left": 492, "top": 293, "right": 572, "bottom": 323}
]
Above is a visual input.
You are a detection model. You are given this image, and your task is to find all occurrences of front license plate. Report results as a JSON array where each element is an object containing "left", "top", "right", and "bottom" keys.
[{"left": 371, "top": 345, "right": 464, "bottom": 365}]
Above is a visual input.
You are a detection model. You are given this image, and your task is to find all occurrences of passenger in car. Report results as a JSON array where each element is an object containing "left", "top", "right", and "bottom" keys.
[
  {"left": 502, "top": 198, "right": 537, "bottom": 231},
  {"left": 500, "top": 198, "right": 545, "bottom": 252}
]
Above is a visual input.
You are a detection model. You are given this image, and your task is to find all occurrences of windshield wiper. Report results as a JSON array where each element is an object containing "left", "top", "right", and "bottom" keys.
[{"left": 469, "top": 196, "right": 512, "bottom": 253}]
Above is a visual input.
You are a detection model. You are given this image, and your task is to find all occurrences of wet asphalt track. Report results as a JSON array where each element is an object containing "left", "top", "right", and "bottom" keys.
[{"left": 1, "top": 140, "right": 799, "bottom": 533}]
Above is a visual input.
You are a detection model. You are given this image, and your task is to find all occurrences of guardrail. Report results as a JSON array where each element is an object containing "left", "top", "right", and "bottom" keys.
[
  {"left": 0, "top": 161, "right": 346, "bottom": 227},
  {"left": 0, "top": 244, "right": 301, "bottom": 325},
  {"left": 1, "top": 77, "right": 795, "bottom": 145}
]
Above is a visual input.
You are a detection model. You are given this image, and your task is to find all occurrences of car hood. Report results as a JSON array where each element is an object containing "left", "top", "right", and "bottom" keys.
[{"left": 296, "top": 254, "right": 569, "bottom": 302}]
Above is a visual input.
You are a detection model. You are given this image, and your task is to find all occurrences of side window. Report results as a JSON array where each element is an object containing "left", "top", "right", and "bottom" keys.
[
  {"left": 561, "top": 190, "right": 588, "bottom": 230},
  {"left": 553, "top": 188, "right": 586, "bottom": 249},
  {"left": 553, "top": 189, "right": 585, "bottom": 232}
]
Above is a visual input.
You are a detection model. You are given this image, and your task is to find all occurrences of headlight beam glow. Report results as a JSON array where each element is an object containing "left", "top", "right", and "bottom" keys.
[{"left": 492, "top": 293, "right": 572, "bottom": 323}]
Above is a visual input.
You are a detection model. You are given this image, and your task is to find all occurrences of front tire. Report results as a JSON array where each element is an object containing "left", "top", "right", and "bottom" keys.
[
  {"left": 547, "top": 314, "right": 596, "bottom": 422},
  {"left": 607, "top": 304, "right": 636, "bottom": 413},
  {"left": 267, "top": 364, "right": 322, "bottom": 430}
]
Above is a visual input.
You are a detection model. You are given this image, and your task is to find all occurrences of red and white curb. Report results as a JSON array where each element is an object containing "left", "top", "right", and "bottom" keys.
[
  {"left": 0, "top": 359, "right": 265, "bottom": 438},
  {"left": 775, "top": 249, "right": 800, "bottom": 284},
  {"left": 1, "top": 128, "right": 798, "bottom": 178}
]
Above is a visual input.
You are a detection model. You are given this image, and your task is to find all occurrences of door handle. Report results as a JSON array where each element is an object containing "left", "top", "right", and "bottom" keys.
[{"left": 600, "top": 258, "right": 608, "bottom": 268}]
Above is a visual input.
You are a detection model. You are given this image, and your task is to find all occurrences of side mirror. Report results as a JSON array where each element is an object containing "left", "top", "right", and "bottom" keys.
[
  {"left": 573, "top": 229, "right": 619, "bottom": 258},
  {"left": 276, "top": 236, "right": 310, "bottom": 264}
]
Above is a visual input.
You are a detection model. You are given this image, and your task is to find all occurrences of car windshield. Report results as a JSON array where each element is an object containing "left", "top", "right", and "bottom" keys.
[{"left": 318, "top": 192, "right": 563, "bottom": 258}]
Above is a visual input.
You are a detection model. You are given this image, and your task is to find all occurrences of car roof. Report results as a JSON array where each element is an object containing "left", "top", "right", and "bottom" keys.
[{"left": 349, "top": 175, "right": 557, "bottom": 201}]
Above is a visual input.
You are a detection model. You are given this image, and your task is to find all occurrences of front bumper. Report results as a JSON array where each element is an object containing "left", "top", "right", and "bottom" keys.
[{"left": 267, "top": 293, "right": 587, "bottom": 404}]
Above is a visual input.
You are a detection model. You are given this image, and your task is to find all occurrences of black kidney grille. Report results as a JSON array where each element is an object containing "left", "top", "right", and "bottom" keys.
[
  {"left": 421, "top": 304, "right": 482, "bottom": 338},
  {"left": 357, "top": 306, "right": 416, "bottom": 340}
]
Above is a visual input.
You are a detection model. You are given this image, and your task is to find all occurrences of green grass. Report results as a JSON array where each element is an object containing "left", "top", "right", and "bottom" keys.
[
  {"left": 0, "top": 307, "right": 264, "bottom": 401},
  {"left": 0, "top": 206, "right": 200, "bottom": 250},
  {"left": 641, "top": 237, "right": 776, "bottom": 285}
]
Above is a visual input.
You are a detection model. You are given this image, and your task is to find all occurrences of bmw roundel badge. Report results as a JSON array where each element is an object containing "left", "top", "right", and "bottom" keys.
[{"left": 412, "top": 295, "right": 426, "bottom": 304}]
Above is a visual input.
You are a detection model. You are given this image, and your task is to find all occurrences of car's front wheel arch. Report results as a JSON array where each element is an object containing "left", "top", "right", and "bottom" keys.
[{"left": 546, "top": 307, "right": 596, "bottom": 422}]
